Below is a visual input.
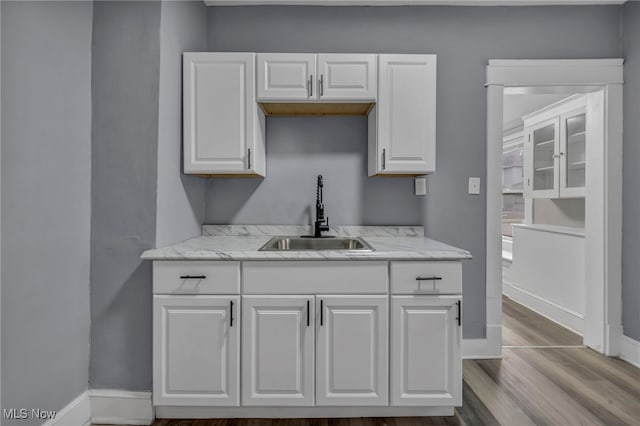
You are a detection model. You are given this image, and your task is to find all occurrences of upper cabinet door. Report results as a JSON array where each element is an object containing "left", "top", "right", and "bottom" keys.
[
  {"left": 257, "top": 53, "right": 317, "bottom": 101},
  {"left": 524, "top": 117, "right": 560, "bottom": 199},
  {"left": 316, "top": 295, "right": 388, "bottom": 406},
  {"left": 559, "top": 107, "right": 586, "bottom": 198},
  {"left": 183, "top": 52, "right": 265, "bottom": 176},
  {"left": 374, "top": 54, "right": 437, "bottom": 175},
  {"left": 317, "top": 54, "right": 377, "bottom": 101}
]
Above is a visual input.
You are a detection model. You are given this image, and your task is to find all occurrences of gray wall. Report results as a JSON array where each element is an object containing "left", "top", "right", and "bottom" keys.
[
  {"left": 622, "top": 2, "right": 640, "bottom": 341},
  {"left": 1, "top": 1, "right": 93, "bottom": 424},
  {"left": 206, "top": 5, "right": 621, "bottom": 338},
  {"left": 156, "top": 1, "right": 207, "bottom": 247},
  {"left": 90, "top": 1, "right": 161, "bottom": 390},
  {"left": 206, "top": 117, "right": 423, "bottom": 225}
]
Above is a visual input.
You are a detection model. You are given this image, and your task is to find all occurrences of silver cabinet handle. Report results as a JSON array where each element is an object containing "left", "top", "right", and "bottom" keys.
[
  {"left": 320, "top": 74, "right": 324, "bottom": 96},
  {"left": 247, "top": 148, "right": 251, "bottom": 170},
  {"left": 309, "top": 74, "right": 313, "bottom": 97},
  {"left": 382, "top": 149, "right": 386, "bottom": 170}
]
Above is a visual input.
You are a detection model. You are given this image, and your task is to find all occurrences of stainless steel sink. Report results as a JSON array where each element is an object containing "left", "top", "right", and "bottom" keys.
[{"left": 259, "top": 236, "right": 374, "bottom": 251}]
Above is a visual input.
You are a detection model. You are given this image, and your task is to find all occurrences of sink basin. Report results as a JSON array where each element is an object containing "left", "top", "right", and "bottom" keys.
[{"left": 259, "top": 236, "right": 374, "bottom": 251}]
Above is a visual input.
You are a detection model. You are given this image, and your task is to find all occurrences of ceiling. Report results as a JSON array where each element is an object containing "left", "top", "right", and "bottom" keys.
[{"left": 204, "top": 0, "right": 626, "bottom": 6}]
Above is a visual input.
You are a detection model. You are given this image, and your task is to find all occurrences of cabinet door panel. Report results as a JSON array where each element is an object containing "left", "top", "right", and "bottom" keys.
[
  {"left": 391, "top": 296, "right": 461, "bottom": 406},
  {"left": 257, "top": 53, "right": 316, "bottom": 100},
  {"left": 242, "top": 296, "right": 314, "bottom": 406},
  {"left": 317, "top": 54, "right": 377, "bottom": 100},
  {"left": 153, "top": 296, "right": 239, "bottom": 406},
  {"left": 377, "top": 54, "right": 436, "bottom": 174},
  {"left": 559, "top": 108, "right": 586, "bottom": 197},
  {"left": 316, "top": 296, "right": 388, "bottom": 406},
  {"left": 183, "top": 53, "right": 263, "bottom": 175}
]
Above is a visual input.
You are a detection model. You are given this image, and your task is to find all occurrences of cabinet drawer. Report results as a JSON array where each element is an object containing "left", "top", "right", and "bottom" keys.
[
  {"left": 243, "top": 261, "right": 388, "bottom": 294},
  {"left": 153, "top": 261, "right": 240, "bottom": 295},
  {"left": 390, "top": 261, "right": 461, "bottom": 294}
]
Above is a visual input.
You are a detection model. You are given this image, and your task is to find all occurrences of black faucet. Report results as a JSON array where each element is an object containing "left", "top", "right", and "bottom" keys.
[{"left": 314, "top": 175, "right": 330, "bottom": 238}]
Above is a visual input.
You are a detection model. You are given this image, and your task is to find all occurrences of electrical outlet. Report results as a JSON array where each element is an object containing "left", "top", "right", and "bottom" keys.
[
  {"left": 468, "top": 177, "right": 481, "bottom": 195},
  {"left": 415, "top": 177, "right": 427, "bottom": 196}
]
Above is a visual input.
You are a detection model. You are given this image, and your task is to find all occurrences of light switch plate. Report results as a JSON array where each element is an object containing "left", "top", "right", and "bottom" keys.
[
  {"left": 468, "top": 177, "right": 481, "bottom": 194},
  {"left": 415, "top": 177, "right": 427, "bottom": 196}
]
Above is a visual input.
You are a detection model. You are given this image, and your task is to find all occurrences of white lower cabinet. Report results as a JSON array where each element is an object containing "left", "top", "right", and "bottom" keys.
[
  {"left": 316, "top": 296, "right": 388, "bottom": 406},
  {"left": 152, "top": 260, "right": 463, "bottom": 413},
  {"left": 390, "top": 296, "right": 462, "bottom": 406},
  {"left": 241, "top": 296, "right": 315, "bottom": 406},
  {"left": 153, "top": 295, "right": 240, "bottom": 406}
]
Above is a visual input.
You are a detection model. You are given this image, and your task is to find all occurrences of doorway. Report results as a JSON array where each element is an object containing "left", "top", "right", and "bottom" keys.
[
  {"left": 501, "top": 89, "right": 589, "bottom": 345},
  {"left": 483, "top": 59, "right": 623, "bottom": 357}
]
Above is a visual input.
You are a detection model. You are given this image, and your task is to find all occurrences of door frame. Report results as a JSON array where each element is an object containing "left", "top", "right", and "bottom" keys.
[{"left": 480, "top": 59, "right": 623, "bottom": 357}]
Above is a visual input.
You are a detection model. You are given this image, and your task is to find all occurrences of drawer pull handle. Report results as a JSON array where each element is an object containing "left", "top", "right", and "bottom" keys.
[
  {"left": 416, "top": 276, "right": 442, "bottom": 281},
  {"left": 307, "top": 300, "right": 310, "bottom": 327},
  {"left": 180, "top": 275, "right": 206, "bottom": 280},
  {"left": 320, "top": 299, "right": 324, "bottom": 326},
  {"left": 456, "top": 300, "right": 461, "bottom": 327},
  {"left": 230, "top": 300, "right": 234, "bottom": 327}
]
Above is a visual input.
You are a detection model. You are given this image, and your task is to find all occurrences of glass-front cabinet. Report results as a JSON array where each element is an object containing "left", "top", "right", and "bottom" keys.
[
  {"left": 560, "top": 109, "right": 586, "bottom": 197},
  {"left": 523, "top": 95, "right": 586, "bottom": 199}
]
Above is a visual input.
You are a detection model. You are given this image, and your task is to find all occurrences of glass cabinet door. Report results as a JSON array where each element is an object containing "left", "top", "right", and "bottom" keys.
[
  {"left": 564, "top": 112, "right": 586, "bottom": 189},
  {"left": 532, "top": 121, "right": 557, "bottom": 192}
]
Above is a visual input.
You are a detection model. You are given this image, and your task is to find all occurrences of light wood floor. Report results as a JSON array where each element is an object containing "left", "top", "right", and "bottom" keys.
[{"left": 150, "top": 297, "right": 640, "bottom": 426}]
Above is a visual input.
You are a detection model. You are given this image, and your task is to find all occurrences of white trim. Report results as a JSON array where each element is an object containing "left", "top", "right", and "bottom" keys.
[
  {"left": 462, "top": 325, "right": 502, "bottom": 359},
  {"left": 486, "top": 59, "right": 624, "bottom": 357},
  {"left": 155, "top": 406, "right": 453, "bottom": 418},
  {"left": 89, "top": 390, "right": 154, "bottom": 425},
  {"left": 42, "top": 391, "right": 91, "bottom": 426},
  {"left": 503, "top": 281, "right": 584, "bottom": 334},
  {"left": 511, "top": 223, "right": 585, "bottom": 238},
  {"left": 204, "top": 0, "right": 626, "bottom": 6},
  {"left": 487, "top": 59, "right": 623, "bottom": 86},
  {"left": 619, "top": 335, "right": 640, "bottom": 368}
]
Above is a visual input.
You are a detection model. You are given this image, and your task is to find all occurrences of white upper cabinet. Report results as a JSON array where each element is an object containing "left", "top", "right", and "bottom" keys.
[
  {"left": 183, "top": 52, "right": 265, "bottom": 176},
  {"left": 257, "top": 53, "right": 317, "bottom": 101},
  {"left": 317, "top": 54, "right": 377, "bottom": 101},
  {"left": 257, "top": 53, "right": 377, "bottom": 102},
  {"left": 523, "top": 95, "right": 586, "bottom": 199},
  {"left": 369, "top": 54, "right": 437, "bottom": 176}
]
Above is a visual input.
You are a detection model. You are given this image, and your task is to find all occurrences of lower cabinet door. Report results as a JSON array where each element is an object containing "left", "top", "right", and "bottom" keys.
[
  {"left": 242, "top": 296, "right": 315, "bottom": 406},
  {"left": 153, "top": 295, "right": 239, "bottom": 406},
  {"left": 316, "top": 295, "right": 388, "bottom": 406},
  {"left": 391, "top": 295, "right": 462, "bottom": 406}
]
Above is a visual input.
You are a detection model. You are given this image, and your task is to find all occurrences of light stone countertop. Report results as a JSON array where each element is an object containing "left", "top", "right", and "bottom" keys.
[{"left": 141, "top": 225, "right": 472, "bottom": 261}]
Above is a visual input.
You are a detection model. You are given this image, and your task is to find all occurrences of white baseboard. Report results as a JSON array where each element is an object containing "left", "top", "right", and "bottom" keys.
[
  {"left": 503, "top": 280, "right": 584, "bottom": 335},
  {"left": 619, "top": 335, "right": 640, "bottom": 368},
  {"left": 90, "top": 389, "right": 154, "bottom": 425},
  {"left": 42, "top": 391, "right": 91, "bottom": 426},
  {"left": 463, "top": 324, "right": 502, "bottom": 359}
]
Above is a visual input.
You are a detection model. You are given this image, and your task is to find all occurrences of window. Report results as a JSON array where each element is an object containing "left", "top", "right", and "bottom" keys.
[{"left": 502, "top": 135, "right": 525, "bottom": 237}]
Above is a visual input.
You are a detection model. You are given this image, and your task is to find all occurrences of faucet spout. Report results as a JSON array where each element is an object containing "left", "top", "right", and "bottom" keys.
[{"left": 314, "top": 175, "right": 330, "bottom": 238}]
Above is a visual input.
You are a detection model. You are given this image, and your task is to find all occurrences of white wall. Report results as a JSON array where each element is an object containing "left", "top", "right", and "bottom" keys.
[{"left": 505, "top": 225, "right": 585, "bottom": 334}]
